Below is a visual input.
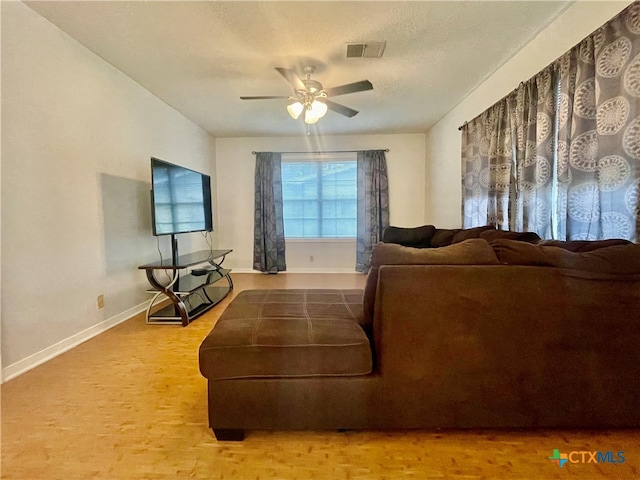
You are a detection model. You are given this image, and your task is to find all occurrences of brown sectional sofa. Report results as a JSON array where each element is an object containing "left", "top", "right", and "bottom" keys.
[{"left": 199, "top": 227, "right": 640, "bottom": 440}]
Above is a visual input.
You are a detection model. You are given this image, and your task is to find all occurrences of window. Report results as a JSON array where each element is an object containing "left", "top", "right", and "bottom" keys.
[{"left": 281, "top": 155, "right": 357, "bottom": 238}]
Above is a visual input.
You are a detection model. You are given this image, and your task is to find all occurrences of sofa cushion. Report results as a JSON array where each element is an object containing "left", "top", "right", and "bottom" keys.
[
  {"left": 429, "top": 228, "right": 461, "bottom": 247},
  {"left": 536, "top": 238, "right": 632, "bottom": 252},
  {"left": 450, "top": 226, "right": 542, "bottom": 245},
  {"left": 363, "top": 239, "right": 501, "bottom": 330},
  {"left": 382, "top": 225, "right": 436, "bottom": 248},
  {"left": 199, "top": 289, "right": 372, "bottom": 381},
  {"left": 370, "top": 237, "right": 500, "bottom": 266},
  {"left": 478, "top": 229, "right": 541, "bottom": 243},
  {"left": 491, "top": 239, "right": 640, "bottom": 274},
  {"left": 450, "top": 225, "right": 496, "bottom": 243}
]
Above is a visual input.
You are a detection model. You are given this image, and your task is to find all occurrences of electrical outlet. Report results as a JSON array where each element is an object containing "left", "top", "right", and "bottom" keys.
[
  {"left": 97, "top": 294, "right": 105, "bottom": 309},
  {"left": 310, "top": 255, "right": 314, "bottom": 262}
]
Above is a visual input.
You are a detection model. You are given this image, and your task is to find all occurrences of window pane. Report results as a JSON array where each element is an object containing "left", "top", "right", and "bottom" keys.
[
  {"left": 324, "top": 199, "right": 357, "bottom": 218},
  {"left": 322, "top": 219, "right": 338, "bottom": 237},
  {"left": 284, "top": 219, "right": 303, "bottom": 238},
  {"left": 283, "top": 183, "right": 302, "bottom": 199},
  {"left": 322, "top": 162, "right": 357, "bottom": 200},
  {"left": 303, "top": 200, "right": 319, "bottom": 218},
  {"left": 283, "top": 200, "right": 303, "bottom": 218},
  {"left": 322, "top": 201, "right": 337, "bottom": 218},
  {"left": 337, "top": 218, "right": 357, "bottom": 237},
  {"left": 282, "top": 162, "right": 318, "bottom": 200},
  {"left": 302, "top": 181, "right": 318, "bottom": 199},
  {"left": 302, "top": 219, "right": 319, "bottom": 237}
]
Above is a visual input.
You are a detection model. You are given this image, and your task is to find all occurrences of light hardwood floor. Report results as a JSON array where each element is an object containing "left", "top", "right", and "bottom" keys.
[{"left": 2, "top": 273, "right": 639, "bottom": 479}]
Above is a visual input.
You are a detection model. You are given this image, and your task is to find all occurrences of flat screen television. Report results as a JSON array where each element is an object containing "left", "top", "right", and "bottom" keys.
[{"left": 150, "top": 157, "right": 213, "bottom": 236}]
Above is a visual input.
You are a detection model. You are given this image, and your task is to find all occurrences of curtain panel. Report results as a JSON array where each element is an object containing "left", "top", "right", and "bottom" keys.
[
  {"left": 556, "top": 8, "right": 640, "bottom": 241},
  {"left": 253, "top": 152, "right": 286, "bottom": 273},
  {"left": 461, "top": 98, "right": 514, "bottom": 230},
  {"left": 356, "top": 150, "right": 390, "bottom": 272},
  {"left": 462, "top": 2, "right": 640, "bottom": 242},
  {"left": 513, "top": 66, "right": 557, "bottom": 239}
]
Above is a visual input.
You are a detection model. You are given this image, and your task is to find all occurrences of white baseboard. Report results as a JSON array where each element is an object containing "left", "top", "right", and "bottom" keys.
[
  {"left": 1, "top": 301, "right": 150, "bottom": 383},
  {"left": 283, "top": 268, "right": 360, "bottom": 274},
  {"left": 231, "top": 268, "right": 361, "bottom": 274}
]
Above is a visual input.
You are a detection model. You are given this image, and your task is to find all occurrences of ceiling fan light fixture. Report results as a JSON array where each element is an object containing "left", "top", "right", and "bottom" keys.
[
  {"left": 304, "top": 100, "right": 328, "bottom": 124},
  {"left": 304, "top": 107, "right": 319, "bottom": 124},
  {"left": 286, "top": 101, "right": 304, "bottom": 120},
  {"left": 311, "top": 99, "right": 328, "bottom": 118}
]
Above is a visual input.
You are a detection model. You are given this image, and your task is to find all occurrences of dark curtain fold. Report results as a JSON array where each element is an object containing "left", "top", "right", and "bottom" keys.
[
  {"left": 253, "top": 152, "right": 286, "bottom": 273},
  {"left": 356, "top": 150, "right": 390, "bottom": 272}
]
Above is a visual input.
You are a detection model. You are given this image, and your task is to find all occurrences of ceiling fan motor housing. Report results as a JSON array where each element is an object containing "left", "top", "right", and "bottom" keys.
[{"left": 302, "top": 79, "right": 323, "bottom": 94}]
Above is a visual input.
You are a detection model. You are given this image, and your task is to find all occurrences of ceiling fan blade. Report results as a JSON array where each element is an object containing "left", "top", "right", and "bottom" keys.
[
  {"left": 323, "top": 80, "right": 373, "bottom": 97},
  {"left": 324, "top": 100, "right": 359, "bottom": 118},
  {"left": 240, "top": 96, "right": 290, "bottom": 100},
  {"left": 275, "top": 67, "right": 306, "bottom": 91}
]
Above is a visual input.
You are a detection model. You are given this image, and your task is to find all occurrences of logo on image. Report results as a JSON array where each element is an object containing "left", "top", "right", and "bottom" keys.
[{"left": 548, "top": 449, "right": 625, "bottom": 468}]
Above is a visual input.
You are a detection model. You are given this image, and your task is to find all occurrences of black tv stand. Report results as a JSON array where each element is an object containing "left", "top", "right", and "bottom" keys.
[{"left": 138, "top": 249, "right": 233, "bottom": 326}]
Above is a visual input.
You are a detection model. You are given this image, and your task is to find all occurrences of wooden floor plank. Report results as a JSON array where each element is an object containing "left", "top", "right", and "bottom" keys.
[{"left": 2, "top": 273, "right": 639, "bottom": 479}]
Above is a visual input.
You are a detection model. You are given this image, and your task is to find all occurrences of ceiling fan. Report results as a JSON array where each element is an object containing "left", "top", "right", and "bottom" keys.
[{"left": 240, "top": 66, "right": 373, "bottom": 124}]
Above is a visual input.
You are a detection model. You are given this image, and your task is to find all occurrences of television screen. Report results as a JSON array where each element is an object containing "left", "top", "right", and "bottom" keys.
[{"left": 150, "top": 157, "right": 213, "bottom": 236}]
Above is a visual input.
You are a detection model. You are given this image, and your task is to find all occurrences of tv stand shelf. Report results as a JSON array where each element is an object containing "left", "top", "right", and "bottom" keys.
[{"left": 139, "top": 249, "right": 233, "bottom": 326}]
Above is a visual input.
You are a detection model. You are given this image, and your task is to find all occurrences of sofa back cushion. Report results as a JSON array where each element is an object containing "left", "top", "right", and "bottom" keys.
[
  {"left": 479, "top": 229, "right": 541, "bottom": 244},
  {"left": 429, "top": 228, "right": 461, "bottom": 247},
  {"left": 536, "top": 238, "right": 632, "bottom": 252},
  {"left": 362, "top": 239, "right": 501, "bottom": 332},
  {"left": 449, "top": 225, "right": 495, "bottom": 244},
  {"left": 382, "top": 225, "right": 436, "bottom": 248},
  {"left": 450, "top": 226, "right": 541, "bottom": 244},
  {"left": 491, "top": 239, "right": 640, "bottom": 274}
]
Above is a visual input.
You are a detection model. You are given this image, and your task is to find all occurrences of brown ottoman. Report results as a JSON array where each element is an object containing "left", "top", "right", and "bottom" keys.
[
  {"left": 198, "top": 289, "right": 374, "bottom": 440},
  {"left": 199, "top": 289, "right": 372, "bottom": 380}
]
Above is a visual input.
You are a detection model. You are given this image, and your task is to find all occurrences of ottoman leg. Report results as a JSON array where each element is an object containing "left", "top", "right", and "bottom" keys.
[{"left": 213, "top": 429, "right": 245, "bottom": 441}]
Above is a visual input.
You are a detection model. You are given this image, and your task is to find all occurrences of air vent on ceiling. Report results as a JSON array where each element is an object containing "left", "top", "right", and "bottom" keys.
[{"left": 346, "top": 41, "right": 386, "bottom": 59}]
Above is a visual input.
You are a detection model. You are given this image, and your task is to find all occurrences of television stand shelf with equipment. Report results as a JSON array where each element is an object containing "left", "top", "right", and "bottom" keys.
[{"left": 139, "top": 249, "right": 233, "bottom": 326}]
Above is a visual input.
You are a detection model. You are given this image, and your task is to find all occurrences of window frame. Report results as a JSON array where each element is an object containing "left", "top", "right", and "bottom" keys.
[{"left": 281, "top": 152, "right": 358, "bottom": 240}]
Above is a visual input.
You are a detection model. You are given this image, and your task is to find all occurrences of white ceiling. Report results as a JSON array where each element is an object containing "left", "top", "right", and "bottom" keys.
[{"left": 25, "top": 1, "right": 573, "bottom": 138}]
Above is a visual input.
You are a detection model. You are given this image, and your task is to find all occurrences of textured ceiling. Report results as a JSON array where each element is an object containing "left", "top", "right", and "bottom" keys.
[{"left": 25, "top": 1, "right": 573, "bottom": 137}]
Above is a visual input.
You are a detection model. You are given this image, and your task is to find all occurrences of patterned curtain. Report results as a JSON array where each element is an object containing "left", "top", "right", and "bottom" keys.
[
  {"left": 463, "top": 2, "right": 640, "bottom": 242},
  {"left": 513, "top": 66, "right": 557, "bottom": 239},
  {"left": 253, "top": 152, "right": 286, "bottom": 272},
  {"left": 356, "top": 150, "right": 389, "bottom": 272},
  {"left": 556, "top": 4, "right": 640, "bottom": 242},
  {"left": 461, "top": 98, "right": 514, "bottom": 229}
]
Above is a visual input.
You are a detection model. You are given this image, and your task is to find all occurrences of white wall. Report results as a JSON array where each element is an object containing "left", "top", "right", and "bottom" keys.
[
  {"left": 425, "top": 0, "right": 633, "bottom": 229},
  {"left": 215, "top": 134, "right": 426, "bottom": 272},
  {"left": 1, "top": 2, "right": 216, "bottom": 380}
]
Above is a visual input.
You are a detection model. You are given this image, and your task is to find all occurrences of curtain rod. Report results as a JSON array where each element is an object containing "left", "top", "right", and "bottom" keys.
[
  {"left": 252, "top": 149, "right": 389, "bottom": 154},
  {"left": 457, "top": 0, "right": 617, "bottom": 133},
  {"left": 457, "top": 81, "right": 525, "bottom": 131}
]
